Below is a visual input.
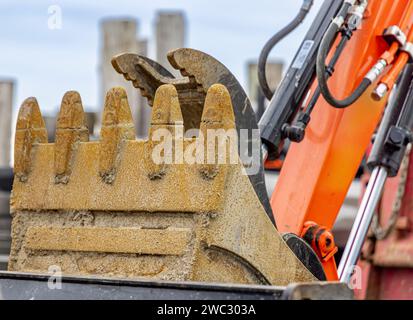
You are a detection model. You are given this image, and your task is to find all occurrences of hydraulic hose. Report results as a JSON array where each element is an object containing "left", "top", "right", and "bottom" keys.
[
  {"left": 308, "top": 28, "right": 352, "bottom": 114},
  {"left": 316, "top": 1, "right": 372, "bottom": 109},
  {"left": 258, "top": 0, "right": 314, "bottom": 100}
]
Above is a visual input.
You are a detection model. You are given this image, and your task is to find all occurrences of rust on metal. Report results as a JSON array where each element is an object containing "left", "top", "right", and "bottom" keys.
[
  {"left": 9, "top": 83, "right": 315, "bottom": 285},
  {"left": 112, "top": 48, "right": 272, "bottom": 219},
  {"left": 54, "top": 91, "right": 89, "bottom": 184},
  {"left": 14, "top": 97, "right": 48, "bottom": 182},
  {"left": 198, "top": 84, "right": 236, "bottom": 180},
  {"left": 25, "top": 226, "right": 190, "bottom": 255},
  {"left": 145, "top": 84, "right": 184, "bottom": 180},
  {"left": 99, "top": 87, "right": 135, "bottom": 184},
  {"left": 112, "top": 53, "right": 204, "bottom": 131}
]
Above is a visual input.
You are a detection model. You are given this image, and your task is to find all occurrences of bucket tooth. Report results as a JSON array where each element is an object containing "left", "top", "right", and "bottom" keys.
[
  {"left": 199, "top": 84, "right": 236, "bottom": 179},
  {"left": 54, "top": 91, "right": 89, "bottom": 184},
  {"left": 200, "top": 84, "right": 236, "bottom": 130},
  {"left": 14, "top": 97, "right": 48, "bottom": 182},
  {"left": 150, "top": 84, "right": 184, "bottom": 126},
  {"left": 146, "top": 84, "right": 184, "bottom": 180},
  {"left": 112, "top": 53, "right": 204, "bottom": 131},
  {"left": 99, "top": 87, "right": 135, "bottom": 184},
  {"left": 111, "top": 53, "right": 176, "bottom": 106}
]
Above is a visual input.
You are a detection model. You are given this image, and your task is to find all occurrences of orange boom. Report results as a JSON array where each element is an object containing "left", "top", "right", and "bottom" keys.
[{"left": 269, "top": 0, "right": 413, "bottom": 281}]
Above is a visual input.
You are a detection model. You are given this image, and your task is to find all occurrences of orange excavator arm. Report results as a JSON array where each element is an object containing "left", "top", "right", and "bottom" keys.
[{"left": 259, "top": 0, "right": 413, "bottom": 281}]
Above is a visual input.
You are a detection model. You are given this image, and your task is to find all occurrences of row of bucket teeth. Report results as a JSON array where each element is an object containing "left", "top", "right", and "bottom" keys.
[{"left": 14, "top": 83, "right": 236, "bottom": 184}]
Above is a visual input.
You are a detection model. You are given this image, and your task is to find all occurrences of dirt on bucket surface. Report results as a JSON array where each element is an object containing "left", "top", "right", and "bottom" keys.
[{"left": 9, "top": 83, "right": 315, "bottom": 286}]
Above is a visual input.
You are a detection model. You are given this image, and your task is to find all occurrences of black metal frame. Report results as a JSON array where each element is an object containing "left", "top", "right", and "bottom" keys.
[
  {"left": 259, "top": 0, "right": 343, "bottom": 158},
  {"left": 0, "top": 271, "right": 352, "bottom": 300}
]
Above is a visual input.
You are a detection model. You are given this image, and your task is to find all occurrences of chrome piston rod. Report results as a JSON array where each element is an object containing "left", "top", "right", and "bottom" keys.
[
  {"left": 261, "top": 144, "right": 269, "bottom": 164},
  {"left": 338, "top": 166, "right": 388, "bottom": 283}
]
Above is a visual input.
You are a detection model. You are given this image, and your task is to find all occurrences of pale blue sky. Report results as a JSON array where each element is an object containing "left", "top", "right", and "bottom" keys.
[{"left": 0, "top": 0, "right": 323, "bottom": 116}]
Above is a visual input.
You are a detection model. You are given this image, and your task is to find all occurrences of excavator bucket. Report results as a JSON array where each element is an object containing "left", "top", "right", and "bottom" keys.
[{"left": 8, "top": 72, "right": 315, "bottom": 286}]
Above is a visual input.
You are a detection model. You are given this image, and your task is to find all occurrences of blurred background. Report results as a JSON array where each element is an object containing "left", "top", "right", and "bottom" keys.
[
  {"left": 0, "top": 0, "right": 358, "bottom": 269},
  {"left": 0, "top": 0, "right": 324, "bottom": 119}
]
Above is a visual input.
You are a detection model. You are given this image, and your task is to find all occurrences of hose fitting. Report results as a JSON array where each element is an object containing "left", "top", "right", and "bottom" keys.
[
  {"left": 372, "top": 83, "right": 389, "bottom": 101},
  {"left": 365, "top": 59, "right": 388, "bottom": 83},
  {"left": 347, "top": 0, "right": 368, "bottom": 30},
  {"left": 316, "top": 0, "right": 372, "bottom": 108}
]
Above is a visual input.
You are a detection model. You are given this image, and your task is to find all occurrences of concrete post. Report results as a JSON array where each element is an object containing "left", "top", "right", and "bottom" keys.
[
  {"left": 0, "top": 80, "right": 14, "bottom": 167},
  {"left": 155, "top": 12, "right": 186, "bottom": 77},
  {"left": 100, "top": 19, "right": 149, "bottom": 136},
  {"left": 135, "top": 38, "right": 151, "bottom": 138},
  {"left": 247, "top": 61, "right": 283, "bottom": 118}
]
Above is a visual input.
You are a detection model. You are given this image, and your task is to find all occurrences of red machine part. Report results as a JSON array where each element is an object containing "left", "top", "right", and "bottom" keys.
[
  {"left": 357, "top": 151, "right": 413, "bottom": 299},
  {"left": 264, "top": 158, "right": 284, "bottom": 171}
]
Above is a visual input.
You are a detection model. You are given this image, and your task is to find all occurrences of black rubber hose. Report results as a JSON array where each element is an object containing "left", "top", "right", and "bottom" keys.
[
  {"left": 316, "top": 3, "right": 372, "bottom": 109},
  {"left": 306, "top": 31, "right": 351, "bottom": 115},
  {"left": 258, "top": 1, "right": 313, "bottom": 101}
]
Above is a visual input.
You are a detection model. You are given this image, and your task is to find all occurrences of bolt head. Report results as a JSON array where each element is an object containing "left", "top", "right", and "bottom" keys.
[
  {"left": 372, "top": 83, "right": 388, "bottom": 101},
  {"left": 389, "top": 129, "right": 403, "bottom": 145}
]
